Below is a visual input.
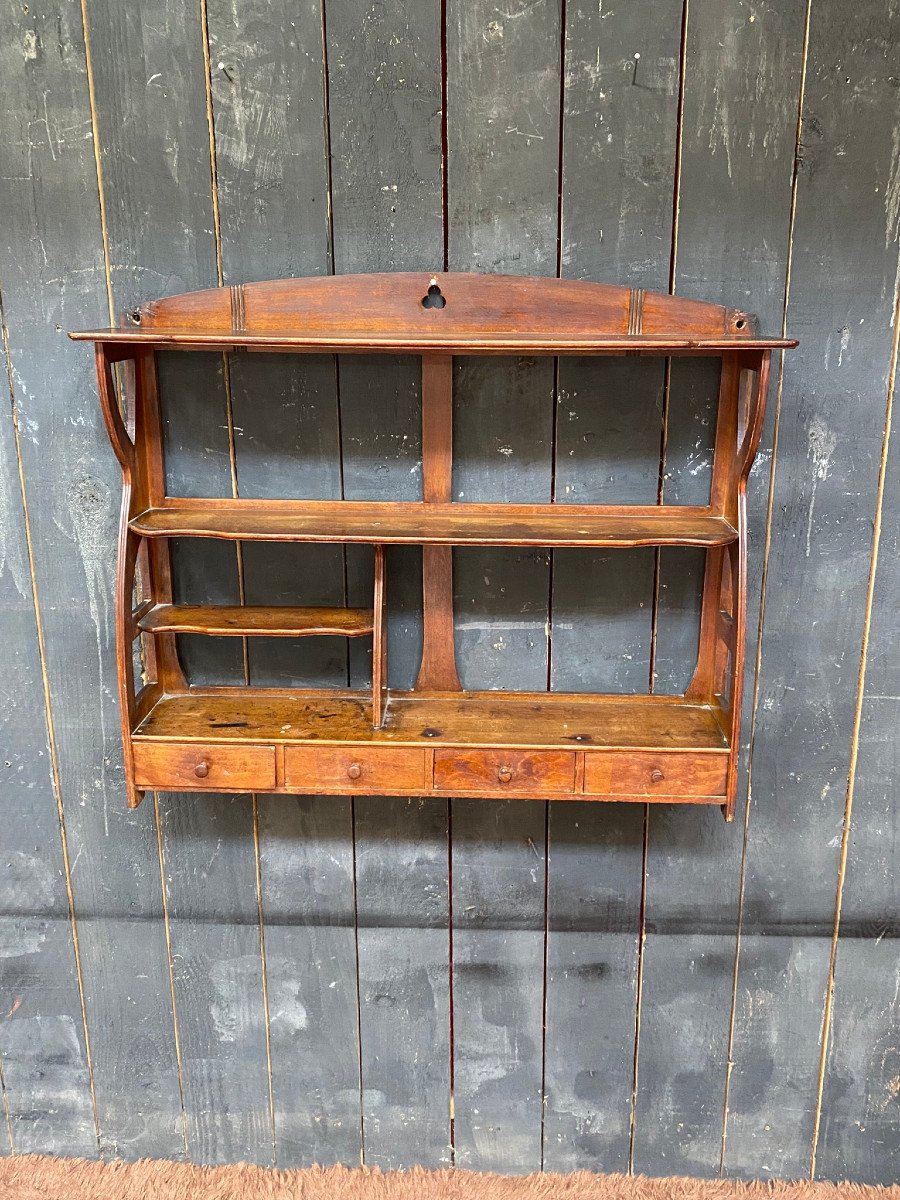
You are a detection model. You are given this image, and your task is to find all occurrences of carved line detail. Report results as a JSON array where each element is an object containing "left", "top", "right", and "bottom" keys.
[
  {"left": 628, "top": 287, "right": 645, "bottom": 336},
  {"left": 230, "top": 284, "right": 246, "bottom": 332}
]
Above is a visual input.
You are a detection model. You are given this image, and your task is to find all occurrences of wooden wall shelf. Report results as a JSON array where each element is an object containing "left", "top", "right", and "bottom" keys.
[
  {"left": 129, "top": 500, "right": 739, "bottom": 548},
  {"left": 72, "top": 272, "right": 796, "bottom": 819}
]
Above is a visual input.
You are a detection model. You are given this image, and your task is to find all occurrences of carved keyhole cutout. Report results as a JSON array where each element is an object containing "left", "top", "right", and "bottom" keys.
[{"left": 422, "top": 280, "right": 446, "bottom": 309}]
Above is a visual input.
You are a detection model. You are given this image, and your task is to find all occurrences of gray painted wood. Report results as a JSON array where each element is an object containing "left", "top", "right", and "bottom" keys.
[
  {"left": 326, "top": 0, "right": 435, "bottom": 691},
  {"left": 725, "top": 0, "right": 900, "bottom": 1177},
  {"left": 258, "top": 796, "right": 361, "bottom": 1167},
  {"left": 207, "top": 0, "right": 345, "bottom": 693},
  {"left": 158, "top": 352, "right": 245, "bottom": 688},
  {"left": 0, "top": 324, "right": 96, "bottom": 1157},
  {"left": 447, "top": 0, "right": 559, "bottom": 690},
  {"left": 84, "top": 0, "right": 243, "bottom": 689},
  {"left": 542, "top": 803, "right": 643, "bottom": 1172},
  {"left": 545, "top": 0, "right": 682, "bottom": 1174},
  {"left": 354, "top": 797, "right": 451, "bottom": 1168},
  {"left": 206, "top": 4, "right": 364, "bottom": 1166},
  {"left": 159, "top": 796, "right": 272, "bottom": 1165},
  {"left": 816, "top": 376, "right": 899, "bottom": 1185},
  {"left": 325, "top": 0, "right": 446, "bottom": 1169},
  {"left": 82, "top": 0, "right": 269, "bottom": 1161},
  {"left": 207, "top": 0, "right": 334, "bottom": 283},
  {"left": 445, "top": 0, "right": 560, "bottom": 1175},
  {"left": 0, "top": 0, "right": 185, "bottom": 1161},
  {"left": 451, "top": 799, "right": 546, "bottom": 1174},
  {"left": 635, "top": 0, "right": 808, "bottom": 1178}
]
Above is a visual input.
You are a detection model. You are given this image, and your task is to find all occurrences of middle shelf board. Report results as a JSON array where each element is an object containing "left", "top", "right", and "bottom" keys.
[
  {"left": 135, "top": 689, "right": 730, "bottom": 751},
  {"left": 130, "top": 500, "right": 738, "bottom": 548}
]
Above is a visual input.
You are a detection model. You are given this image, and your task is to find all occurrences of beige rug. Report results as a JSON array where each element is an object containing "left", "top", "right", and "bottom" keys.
[{"left": 0, "top": 1157, "right": 897, "bottom": 1200}]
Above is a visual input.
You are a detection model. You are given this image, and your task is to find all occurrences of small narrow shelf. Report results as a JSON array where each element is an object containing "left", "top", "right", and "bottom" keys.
[
  {"left": 129, "top": 500, "right": 738, "bottom": 548},
  {"left": 138, "top": 604, "right": 375, "bottom": 638}
]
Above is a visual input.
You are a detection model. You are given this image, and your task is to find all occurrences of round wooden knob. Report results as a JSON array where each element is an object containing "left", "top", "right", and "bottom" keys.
[
  {"left": 497, "top": 765, "right": 513, "bottom": 784},
  {"left": 650, "top": 769, "right": 665, "bottom": 784},
  {"left": 347, "top": 762, "right": 362, "bottom": 781},
  {"left": 194, "top": 760, "right": 210, "bottom": 779}
]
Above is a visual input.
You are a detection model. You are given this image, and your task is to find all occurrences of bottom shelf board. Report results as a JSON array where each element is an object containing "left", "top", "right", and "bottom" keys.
[{"left": 134, "top": 689, "right": 729, "bottom": 752}]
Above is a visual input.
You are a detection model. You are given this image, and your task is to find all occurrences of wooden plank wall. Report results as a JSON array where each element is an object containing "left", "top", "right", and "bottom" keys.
[{"left": 0, "top": 0, "right": 897, "bottom": 1182}]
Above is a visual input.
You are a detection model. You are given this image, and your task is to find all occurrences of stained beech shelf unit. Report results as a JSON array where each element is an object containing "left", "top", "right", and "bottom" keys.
[{"left": 71, "top": 272, "right": 796, "bottom": 819}]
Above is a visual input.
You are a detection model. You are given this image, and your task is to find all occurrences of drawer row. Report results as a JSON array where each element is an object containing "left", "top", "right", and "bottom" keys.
[{"left": 133, "top": 741, "right": 729, "bottom": 800}]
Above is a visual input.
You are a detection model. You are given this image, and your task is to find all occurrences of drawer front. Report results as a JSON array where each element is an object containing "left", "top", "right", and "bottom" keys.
[
  {"left": 133, "top": 741, "right": 276, "bottom": 791},
  {"left": 433, "top": 749, "right": 576, "bottom": 793},
  {"left": 583, "top": 751, "right": 728, "bottom": 797},
  {"left": 284, "top": 746, "right": 426, "bottom": 792}
]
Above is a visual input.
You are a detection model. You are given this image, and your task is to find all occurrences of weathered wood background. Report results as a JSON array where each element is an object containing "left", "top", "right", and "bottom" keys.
[{"left": 0, "top": 0, "right": 897, "bottom": 1181}]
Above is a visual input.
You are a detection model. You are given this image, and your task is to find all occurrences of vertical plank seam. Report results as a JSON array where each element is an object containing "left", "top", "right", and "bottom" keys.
[
  {"left": 626, "top": 804, "right": 649, "bottom": 1175},
  {"left": 647, "top": 357, "right": 673, "bottom": 688},
  {"left": 318, "top": 0, "right": 350, "bottom": 664},
  {"left": 319, "top": 0, "right": 364, "bottom": 1166},
  {"left": 251, "top": 795, "right": 277, "bottom": 1167},
  {"left": 666, "top": 0, "right": 689, "bottom": 298},
  {"left": 199, "top": 0, "right": 225, "bottom": 287},
  {"left": 440, "top": 0, "right": 450, "bottom": 273},
  {"left": 718, "top": 0, "right": 812, "bottom": 1170},
  {"left": 447, "top": 799, "right": 456, "bottom": 1165},
  {"left": 152, "top": 798, "right": 190, "bottom": 1157},
  {"left": 629, "top": 0, "right": 690, "bottom": 1171},
  {"left": 78, "top": 0, "right": 115, "bottom": 322},
  {"left": 541, "top": 0, "right": 567, "bottom": 1169},
  {"left": 0, "top": 1057, "right": 12, "bottom": 1152},
  {"left": 199, "top": 0, "right": 276, "bottom": 1162},
  {"left": 349, "top": 797, "right": 366, "bottom": 1166},
  {"left": 538, "top": 799, "right": 551, "bottom": 1171},
  {"left": 808, "top": 277, "right": 900, "bottom": 1181},
  {"left": 439, "top": 0, "right": 455, "bottom": 1167},
  {"left": 320, "top": 0, "right": 336, "bottom": 275}
]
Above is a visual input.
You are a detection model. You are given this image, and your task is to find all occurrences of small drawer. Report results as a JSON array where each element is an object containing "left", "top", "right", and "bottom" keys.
[
  {"left": 133, "top": 741, "right": 276, "bottom": 791},
  {"left": 583, "top": 751, "right": 728, "bottom": 797},
  {"left": 433, "top": 749, "right": 576, "bottom": 794},
  {"left": 284, "top": 746, "right": 426, "bottom": 792}
]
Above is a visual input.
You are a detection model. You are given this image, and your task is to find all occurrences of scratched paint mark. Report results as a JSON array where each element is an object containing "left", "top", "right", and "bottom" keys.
[
  {"left": 208, "top": 956, "right": 265, "bottom": 1044},
  {"left": 57, "top": 470, "right": 115, "bottom": 831},
  {"left": 267, "top": 972, "right": 309, "bottom": 1036},
  {"left": 806, "top": 416, "right": 837, "bottom": 558},
  {"left": 0, "top": 419, "right": 31, "bottom": 600},
  {"left": 886, "top": 124, "right": 900, "bottom": 325},
  {"left": 0, "top": 922, "right": 46, "bottom": 958}
]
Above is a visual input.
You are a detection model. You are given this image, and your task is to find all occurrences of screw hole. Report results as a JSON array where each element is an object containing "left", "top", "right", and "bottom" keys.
[
  {"left": 129, "top": 309, "right": 142, "bottom": 325},
  {"left": 422, "top": 282, "right": 446, "bottom": 309},
  {"left": 735, "top": 317, "right": 746, "bottom": 330}
]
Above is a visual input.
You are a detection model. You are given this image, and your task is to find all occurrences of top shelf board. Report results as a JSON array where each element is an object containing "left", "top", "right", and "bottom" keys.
[{"left": 70, "top": 273, "right": 797, "bottom": 355}]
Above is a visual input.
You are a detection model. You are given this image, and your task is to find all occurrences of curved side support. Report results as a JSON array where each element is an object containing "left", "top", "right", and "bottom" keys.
[
  {"left": 723, "top": 499, "right": 749, "bottom": 821},
  {"left": 736, "top": 351, "right": 772, "bottom": 486},
  {"left": 114, "top": 488, "right": 143, "bottom": 808},
  {"left": 95, "top": 345, "right": 135, "bottom": 477}
]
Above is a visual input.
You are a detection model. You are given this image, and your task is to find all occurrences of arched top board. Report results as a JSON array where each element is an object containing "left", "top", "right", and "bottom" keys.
[{"left": 71, "top": 272, "right": 796, "bottom": 354}]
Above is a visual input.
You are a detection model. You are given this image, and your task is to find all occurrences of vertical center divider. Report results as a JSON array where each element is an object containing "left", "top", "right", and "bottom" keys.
[{"left": 415, "top": 353, "right": 462, "bottom": 691}]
